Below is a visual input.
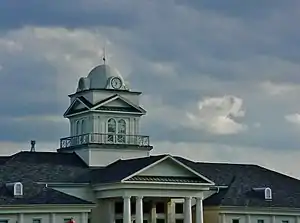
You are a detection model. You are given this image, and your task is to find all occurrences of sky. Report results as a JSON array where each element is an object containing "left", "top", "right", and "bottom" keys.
[{"left": 0, "top": 0, "right": 300, "bottom": 178}]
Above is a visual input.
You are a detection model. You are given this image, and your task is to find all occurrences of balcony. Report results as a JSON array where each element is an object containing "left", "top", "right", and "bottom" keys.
[{"left": 60, "top": 133, "right": 150, "bottom": 149}]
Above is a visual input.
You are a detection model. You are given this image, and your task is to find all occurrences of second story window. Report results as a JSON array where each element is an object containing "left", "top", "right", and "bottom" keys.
[
  {"left": 107, "top": 118, "right": 127, "bottom": 143},
  {"left": 107, "top": 118, "right": 117, "bottom": 142},
  {"left": 117, "top": 119, "right": 126, "bottom": 143}
]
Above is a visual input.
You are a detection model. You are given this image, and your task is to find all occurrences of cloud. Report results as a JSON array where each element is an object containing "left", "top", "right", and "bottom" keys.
[
  {"left": 285, "top": 113, "right": 300, "bottom": 125},
  {"left": 0, "top": 0, "right": 300, "bottom": 178},
  {"left": 186, "top": 95, "right": 247, "bottom": 135}
]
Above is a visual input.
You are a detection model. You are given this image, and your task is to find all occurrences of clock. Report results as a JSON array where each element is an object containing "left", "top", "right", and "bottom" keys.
[{"left": 111, "top": 77, "right": 122, "bottom": 89}]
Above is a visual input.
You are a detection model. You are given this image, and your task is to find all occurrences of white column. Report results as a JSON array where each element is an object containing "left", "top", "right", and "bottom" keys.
[
  {"left": 151, "top": 201, "right": 157, "bottom": 223},
  {"left": 136, "top": 196, "right": 144, "bottom": 223},
  {"left": 108, "top": 200, "right": 115, "bottom": 223},
  {"left": 123, "top": 196, "right": 131, "bottom": 223},
  {"left": 195, "top": 197, "right": 203, "bottom": 223},
  {"left": 184, "top": 197, "right": 192, "bottom": 223},
  {"left": 50, "top": 213, "right": 56, "bottom": 223},
  {"left": 18, "top": 214, "right": 24, "bottom": 223},
  {"left": 271, "top": 216, "right": 276, "bottom": 223},
  {"left": 80, "top": 213, "right": 88, "bottom": 223},
  {"left": 220, "top": 214, "right": 226, "bottom": 223},
  {"left": 246, "top": 215, "right": 251, "bottom": 223}
]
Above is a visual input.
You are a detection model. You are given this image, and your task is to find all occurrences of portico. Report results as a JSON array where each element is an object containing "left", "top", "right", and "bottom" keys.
[
  {"left": 116, "top": 195, "right": 204, "bottom": 223},
  {"left": 91, "top": 155, "right": 214, "bottom": 223}
]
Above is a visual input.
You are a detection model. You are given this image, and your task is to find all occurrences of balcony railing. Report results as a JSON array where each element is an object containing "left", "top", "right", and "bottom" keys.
[{"left": 60, "top": 133, "right": 150, "bottom": 149}]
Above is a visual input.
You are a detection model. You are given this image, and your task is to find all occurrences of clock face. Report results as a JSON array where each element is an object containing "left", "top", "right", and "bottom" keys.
[{"left": 111, "top": 77, "right": 122, "bottom": 89}]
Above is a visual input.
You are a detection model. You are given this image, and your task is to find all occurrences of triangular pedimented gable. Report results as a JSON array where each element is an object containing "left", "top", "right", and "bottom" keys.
[
  {"left": 64, "top": 96, "right": 92, "bottom": 117},
  {"left": 121, "top": 155, "right": 215, "bottom": 185},
  {"left": 92, "top": 94, "right": 146, "bottom": 114}
]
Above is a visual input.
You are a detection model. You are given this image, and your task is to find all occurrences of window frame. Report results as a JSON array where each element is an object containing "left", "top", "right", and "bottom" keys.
[
  {"left": 14, "top": 182, "right": 23, "bottom": 196},
  {"left": 106, "top": 118, "right": 127, "bottom": 143},
  {"left": 32, "top": 218, "right": 42, "bottom": 223}
]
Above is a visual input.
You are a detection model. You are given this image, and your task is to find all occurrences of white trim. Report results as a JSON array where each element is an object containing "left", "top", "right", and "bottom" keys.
[
  {"left": 205, "top": 206, "right": 300, "bottom": 216},
  {"left": 122, "top": 180, "right": 214, "bottom": 186},
  {"left": 92, "top": 95, "right": 119, "bottom": 109},
  {"left": 121, "top": 155, "right": 215, "bottom": 185},
  {"left": 36, "top": 182, "right": 90, "bottom": 187},
  {"left": 65, "top": 110, "right": 143, "bottom": 118},
  {"left": 0, "top": 205, "right": 95, "bottom": 214},
  {"left": 77, "top": 98, "right": 91, "bottom": 109},
  {"left": 64, "top": 98, "right": 91, "bottom": 117},
  {"left": 91, "top": 94, "right": 146, "bottom": 114}
]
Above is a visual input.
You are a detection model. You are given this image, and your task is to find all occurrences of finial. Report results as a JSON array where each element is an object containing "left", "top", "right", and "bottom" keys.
[{"left": 102, "top": 47, "right": 106, "bottom": 64}]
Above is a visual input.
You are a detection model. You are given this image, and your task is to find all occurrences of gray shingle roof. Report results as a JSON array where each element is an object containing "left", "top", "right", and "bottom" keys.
[
  {"left": 1, "top": 151, "right": 300, "bottom": 208},
  {"left": 0, "top": 151, "right": 90, "bottom": 183},
  {"left": 90, "top": 155, "right": 165, "bottom": 184},
  {"left": 176, "top": 156, "right": 300, "bottom": 208},
  {"left": 0, "top": 180, "right": 94, "bottom": 205}
]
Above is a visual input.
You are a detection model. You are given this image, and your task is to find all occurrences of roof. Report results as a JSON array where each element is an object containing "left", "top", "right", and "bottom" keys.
[
  {"left": 0, "top": 180, "right": 94, "bottom": 206},
  {"left": 0, "top": 151, "right": 90, "bottom": 183},
  {"left": 1, "top": 151, "right": 300, "bottom": 208},
  {"left": 176, "top": 156, "right": 300, "bottom": 208},
  {"left": 90, "top": 155, "right": 165, "bottom": 184},
  {"left": 64, "top": 94, "right": 146, "bottom": 117}
]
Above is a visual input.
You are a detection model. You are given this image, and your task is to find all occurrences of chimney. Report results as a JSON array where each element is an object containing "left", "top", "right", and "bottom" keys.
[{"left": 30, "top": 140, "right": 36, "bottom": 152}]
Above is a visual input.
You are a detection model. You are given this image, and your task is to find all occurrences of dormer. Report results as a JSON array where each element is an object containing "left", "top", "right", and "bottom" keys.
[
  {"left": 6, "top": 182, "right": 23, "bottom": 197},
  {"left": 252, "top": 187, "right": 272, "bottom": 200}
]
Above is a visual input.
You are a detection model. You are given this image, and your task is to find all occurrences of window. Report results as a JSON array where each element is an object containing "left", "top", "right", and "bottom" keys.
[
  {"left": 64, "top": 219, "right": 74, "bottom": 223},
  {"left": 175, "top": 203, "right": 183, "bottom": 214},
  {"left": 14, "top": 182, "right": 23, "bottom": 196},
  {"left": 265, "top": 187, "right": 272, "bottom": 200},
  {"left": 115, "top": 220, "right": 123, "bottom": 223},
  {"left": 282, "top": 221, "right": 289, "bottom": 223},
  {"left": 258, "top": 220, "right": 264, "bottom": 223},
  {"left": 157, "top": 220, "right": 165, "bottom": 223},
  {"left": 175, "top": 220, "right": 184, "bottom": 223},
  {"left": 232, "top": 220, "right": 239, "bottom": 223},
  {"left": 33, "top": 219, "right": 41, "bottom": 223},
  {"left": 107, "top": 118, "right": 117, "bottom": 142},
  {"left": 0, "top": 220, "right": 8, "bottom": 223},
  {"left": 117, "top": 119, "right": 126, "bottom": 143},
  {"left": 107, "top": 118, "right": 127, "bottom": 143},
  {"left": 115, "top": 201, "right": 123, "bottom": 214},
  {"left": 143, "top": 201, "right": 151, "bottom": 213},
  {"left": 156, "top": 202, "right": 165, "bottom": 214}
]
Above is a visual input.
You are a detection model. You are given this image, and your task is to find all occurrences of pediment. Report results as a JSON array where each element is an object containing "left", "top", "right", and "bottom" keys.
[
  {"left": 92, "top": 94, "right": 146, "bottom": 114},
  {"left": 122, "top": 156, "right": 214, "bottom": 185},
  {"left": 64, "top": 96, "right": 91, "bottom": 117}
]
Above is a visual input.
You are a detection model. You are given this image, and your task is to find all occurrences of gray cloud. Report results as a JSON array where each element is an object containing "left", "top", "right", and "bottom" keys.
[{"left": 0, "top": 0, "right": 299, "bottom": 170}]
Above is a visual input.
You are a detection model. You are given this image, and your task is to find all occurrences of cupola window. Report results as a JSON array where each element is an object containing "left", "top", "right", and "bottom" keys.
[
  {"left": 107, "top": 118, "right": 127, "bottom": 143},
  {"left": 117, "top": 119, "right": 126, "bottom": 143},
  {"left": 107, "top": 118, "right": 117, "bottom": 142}
]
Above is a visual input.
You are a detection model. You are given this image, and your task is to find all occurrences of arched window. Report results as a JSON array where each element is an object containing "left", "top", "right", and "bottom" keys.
[
  {"left": 76, "top": 121, "right": 81, "bottom": 135},
  {"left": 265, "top": 187, "right": 272, "bottom": 200},
  {"left": 117, "top": 119, "right": 126, "bottom": 143},
  {"left": 14, "top": 182, "right": 23, "bottom": 196},
  {"left": 107, "top": 118, "right": 116, "bottom": 142}
]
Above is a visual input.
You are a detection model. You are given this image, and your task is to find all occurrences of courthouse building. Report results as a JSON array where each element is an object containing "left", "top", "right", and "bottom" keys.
[{"left": 0, "top": 62, "right": 300, "bottom": 223}]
